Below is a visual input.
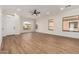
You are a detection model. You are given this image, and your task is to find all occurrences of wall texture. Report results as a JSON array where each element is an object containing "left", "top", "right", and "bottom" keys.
[{"left": 36, "top": 8, "right": 79, "bottom": 39}]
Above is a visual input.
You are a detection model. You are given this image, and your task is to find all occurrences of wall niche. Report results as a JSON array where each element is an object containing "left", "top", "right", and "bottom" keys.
[
  {"left": 48, "top": 19, "right": 54, "bottom": 31},
  {"left": 62, "top": 15, "right": 79, "bottom": 32}
]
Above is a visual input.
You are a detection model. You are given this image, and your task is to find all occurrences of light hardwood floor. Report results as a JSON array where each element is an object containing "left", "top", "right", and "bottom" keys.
[{"left": 0, "top": 32, "right": 79, "bottom": 54}]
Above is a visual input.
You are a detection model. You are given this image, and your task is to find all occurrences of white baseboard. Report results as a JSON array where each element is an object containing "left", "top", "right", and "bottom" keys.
[{"left": 36, "top": 31, "right": 79, "bottom": 39}]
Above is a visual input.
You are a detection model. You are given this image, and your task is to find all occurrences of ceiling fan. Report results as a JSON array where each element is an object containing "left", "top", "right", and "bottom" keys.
[
  {"left": 60, "top": 5, "right": 71, "bottom": 10},
  {"left": 65, "top": 5, "right": 71, "bottom": 8},
  {"left": 31, "top": 9, "right": 40, "bottom": 16}
]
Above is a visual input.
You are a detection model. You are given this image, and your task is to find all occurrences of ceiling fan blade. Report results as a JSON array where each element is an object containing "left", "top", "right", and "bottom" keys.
[
  {"left": 30, "top": 9, "right": 40, "bottom": 16},
  {"left": 65, "top": 5, "right": 71, "bottom": 8}
]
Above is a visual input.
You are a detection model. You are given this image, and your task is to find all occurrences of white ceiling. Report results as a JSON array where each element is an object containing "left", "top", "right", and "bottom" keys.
[{"left": 1, "top": 5, "right": 79, "bottom": 19}]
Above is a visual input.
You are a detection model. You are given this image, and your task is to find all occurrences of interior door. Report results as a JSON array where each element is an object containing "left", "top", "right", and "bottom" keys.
[{"left": 6, "top": 15, "right": 16, "bottom": 35}]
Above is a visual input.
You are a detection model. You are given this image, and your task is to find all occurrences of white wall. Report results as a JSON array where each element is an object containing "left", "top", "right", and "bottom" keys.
[
  {"left": 2, "top": 15, "right": 6, "bottom": 36},
  {"left": 36, "top": 8, "right": 79, "bottom": 39},
  {"left": 0, "top": 8, "right": 2, "bottom": 47}
]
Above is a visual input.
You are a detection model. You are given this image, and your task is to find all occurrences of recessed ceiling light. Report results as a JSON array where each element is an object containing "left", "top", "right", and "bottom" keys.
[
  {"left": 46, "top": 12, "right": 50, "bottom": 15},
  {"left": 16, "top": 8, "right": 21, "bottom": 11},
  {"left": 60, "top": 8, "right": 64, "bottom": 10}
]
